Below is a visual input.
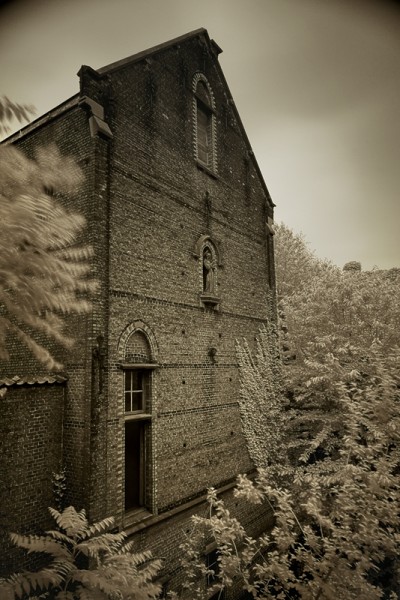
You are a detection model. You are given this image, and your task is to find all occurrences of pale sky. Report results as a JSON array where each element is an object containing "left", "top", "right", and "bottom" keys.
[{"left": 1, "top": 0, "right": 399, "bottom": 269}]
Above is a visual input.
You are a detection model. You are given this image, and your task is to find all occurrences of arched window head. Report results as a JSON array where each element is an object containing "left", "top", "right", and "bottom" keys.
[
  {"left": 192, "top": 73, "right": 217, "bottom": 173},
  {"left": 125, "top": 330, "right": 151, "bottom": 364}
]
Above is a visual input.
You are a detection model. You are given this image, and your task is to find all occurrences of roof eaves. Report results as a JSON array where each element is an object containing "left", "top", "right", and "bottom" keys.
[
  {"left": 2, "top": 94, "right": 79, "bottom": 144},
  {"left": 0, "top": 375, "right": 68, "bottom": 388},
  {"left": 97, "top": 28, "right": 208, "bottom": 76}
]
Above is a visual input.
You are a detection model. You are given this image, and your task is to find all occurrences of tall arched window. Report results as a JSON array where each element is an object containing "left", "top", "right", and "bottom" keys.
[
  {"left": 118, "top": 322, "right": 158, "bottom": 513},
  {"left": 193, "top": 73, "right": 217, "bottom": 173}
]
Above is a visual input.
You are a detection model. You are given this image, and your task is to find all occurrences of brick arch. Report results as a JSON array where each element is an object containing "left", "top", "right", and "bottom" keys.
[
  {"left": 192, "top": 72, "right": 216, "bottom": 110},
  {"left": 194, "top": 234, "right": 222, "bottom": 266},
  {"left": 117, "top": 320, "right": 158, "bottom": 363}
]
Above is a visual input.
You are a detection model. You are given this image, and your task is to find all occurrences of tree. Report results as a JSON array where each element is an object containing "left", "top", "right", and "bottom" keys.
[
  {"left": 273, "top": 223, "right": 332, "bottom": 300},
  {"left": 178, "top": 225, "right": 400, "bottom": 599},
  {"left": 180, "top": 335, "right": 400, "bottom": 599},
  {"left": 0, "top": 99, "right": 96, "bottom": 371},
  {"left": 0, "top": 96, "right": 35, "bottom": 138},
  {"left": 0, "top": 505, "right": 162, "bottom": 600},
  {"left": 274, "top": 222, "right": 400, "bottom": 362}
]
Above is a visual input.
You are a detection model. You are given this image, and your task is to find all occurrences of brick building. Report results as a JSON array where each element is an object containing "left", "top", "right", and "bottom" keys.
[{"left": 0, "top": 29, "right": 276, "bottom": 596}]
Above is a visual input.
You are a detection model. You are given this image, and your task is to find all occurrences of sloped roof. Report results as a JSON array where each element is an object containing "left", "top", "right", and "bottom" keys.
[
  {"left": 97, "top": 28, "right": 216, "bottom": 75},
  {"left": 93, "top": 28, "right": 273, "bottom": 207},
  {"left": 0, "top": 374, "right": 67, "bottom": 388},
  {"left": 4, "top": 28, "right": 274, "bottom": 207}
]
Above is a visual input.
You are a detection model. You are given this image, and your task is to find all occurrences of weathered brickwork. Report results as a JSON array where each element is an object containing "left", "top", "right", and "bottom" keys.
[
  {"left": 0, "top": 384, "right": 64, "bottom": 574},
  {"left": 1, "top": 29, "right": 276, "bottom": 591}
]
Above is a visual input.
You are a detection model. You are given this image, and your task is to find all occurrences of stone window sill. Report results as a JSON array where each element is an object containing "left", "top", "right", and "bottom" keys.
[
  {"left": 196, "top": 161, "right": 219, "bottom": 180},
  {"left": 200, "top": 293, "right": 220, "bottom": 308},
  {"left": 124, "top": 507, "right": 153, "bottom": 529}
]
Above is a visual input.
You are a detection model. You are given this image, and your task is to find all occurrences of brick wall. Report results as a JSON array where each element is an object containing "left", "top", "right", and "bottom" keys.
[
  {"left": 94, "top": 31, "right": 275, "bottom": 524},
  {"left": 1, "top": 30, "right": 277, "bottom": 590},
  {"left": 0, "top": 383, "right": 64, "bottom": 576}
]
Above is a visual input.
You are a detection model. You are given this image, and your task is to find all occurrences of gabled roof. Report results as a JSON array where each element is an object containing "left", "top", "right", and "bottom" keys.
[
  {"left": 92, "top": 28, "right": 273, "bottom": 207},
  {"left": 3, "top": 28, "right": 273, "bottom": 207},
  {"left": 97, "top": 28, "right": 221, "bottom": 75}
]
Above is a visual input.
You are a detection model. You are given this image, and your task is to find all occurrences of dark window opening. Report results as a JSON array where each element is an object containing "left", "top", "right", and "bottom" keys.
[
  {"left": 197, "top": 103, "right": 212, "bottom": 167},
  {"left": 124, "top": 368, "right": 151, "bottom": 512},
  {"left": 206, "top": 548, "right": 220, "bottom": 587},
  {"left": 124, "top": 419, "right": 146, "bottom": 510}
]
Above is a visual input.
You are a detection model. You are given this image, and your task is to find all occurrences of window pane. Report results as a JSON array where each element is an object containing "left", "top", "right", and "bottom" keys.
[
  {"left": 125, "top": 391, "right": 132, "bottom": 413},
  {"left": 131, "top": 391, "right": 143, "bottom": 412},
  {"left": 132, "top": 370, "right": 143, "bottom": 391},
  {"left": 197, "top": 105, "right": 211, "bottom": 166},
  {"left": 124, "top": 370, "right": 132, "bottom": 392},
  {"left": 124, "top": 370, "right": 147, "bottom": 413}
]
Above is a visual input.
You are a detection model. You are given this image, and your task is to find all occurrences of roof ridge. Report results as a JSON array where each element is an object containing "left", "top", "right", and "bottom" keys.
[{"left": 96, "top": 28, "right": 208, "bottom": 75}]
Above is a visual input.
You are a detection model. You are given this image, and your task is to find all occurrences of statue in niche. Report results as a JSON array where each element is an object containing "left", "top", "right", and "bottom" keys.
[{"left": 203, "top": 248, "right": 216, "bottom": 294}]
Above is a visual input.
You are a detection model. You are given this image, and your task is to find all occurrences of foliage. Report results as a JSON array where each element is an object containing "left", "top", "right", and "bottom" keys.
[
  {"left": 0, "top": 506, "right": 162, "bottom": 600},
  {"left": 0, "top": 138, "right": 96, "bottom": 370},
  {"left": 274, "top": 223, "right": 400, "bottom": 362},
  {"left": 180, "top": 342, "right": 400, "bottom": 599},
  {"left": 236, "top": 322, "right": 286, "bottom": 470},
  {"left": 178, "top": 225, "right": 400, "bottom": 599},
  {"left": 0, "top": 96, "right": 34, "bottom": 137},
  {"left": 52, "top": 469, "right": 67, "bottom": 512},
  {"left": 273, "top": 222, "right": 332, "bottom": 300}
]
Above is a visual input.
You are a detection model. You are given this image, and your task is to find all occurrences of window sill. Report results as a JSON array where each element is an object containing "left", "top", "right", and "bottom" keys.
[
  {"left": 125, "top": 412, "right": 152, "bottom": 421},
  {"left": 200, "top": 293, "right": 220, "bottom": 308},
  {"left": 196, "top": 161, "right": 219, "bottom": 180},
  {"left": 124, "top": 507, "right": 153, "bottom": 528},
  {"left": 118, "top": 363, "right": 159, "bottom": 370}
]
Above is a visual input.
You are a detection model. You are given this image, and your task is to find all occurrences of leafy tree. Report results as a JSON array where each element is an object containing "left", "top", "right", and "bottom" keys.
[
  {"left": 0, "top": 96, "right": 35, "bottom": 138},
  {"left": 0, "top": 506, "right": 162, "bottom": 600},
  {"left": 178, "top": 226, "right": 400, "bottom": 599},
  {"left": 274, "top": 223, "right": 400, "bottom": 362},
  {"left": 273, "top": 223, "right": 332, "bottom": 300},
  {"left": 180, "top": 336, "right": 400, "bottom": 599},
  {"left": 0, "top": 100, "right": 96, "bottom": 370}
]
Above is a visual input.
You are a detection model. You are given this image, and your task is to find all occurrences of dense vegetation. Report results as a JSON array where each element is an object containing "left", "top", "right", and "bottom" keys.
[
  {"left": 1, "top": 104, "right": 398, "bottom": 597},
  {"left": 179, "top": 225, "right": 400, "bottom": 599}
]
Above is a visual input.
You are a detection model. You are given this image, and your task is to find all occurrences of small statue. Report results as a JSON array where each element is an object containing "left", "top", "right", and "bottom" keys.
[{"left": 203, "top": 248, "right": 215, "bottom": 294}]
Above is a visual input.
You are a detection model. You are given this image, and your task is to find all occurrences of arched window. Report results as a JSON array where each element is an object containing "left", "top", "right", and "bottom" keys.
[
  {"left": 118, "top": 322, "right": 158, "bottom": 513},
  {"left": 193, "top": 73, "right": 217, "bottom": 173}
]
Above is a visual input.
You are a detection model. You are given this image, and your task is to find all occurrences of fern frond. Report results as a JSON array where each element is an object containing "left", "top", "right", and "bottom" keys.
[
  {"left": 0, "top": 580, "right": 17, "bottom": 600},
  {"left": 108, "top": 548, "right": 154, "bottom": 565},
  {"left": 0, "top": 567, "right": 63, "bottom": 599},
  {"left": 54, "top": 591, "right": 76, "bottom": 600},
  {"left": 79, "top": 516, "right": 115, "bottom": 541},
  {"left": 44, "top": 558, "right": 76, "bottom": 581},
  {"left": 49, "top": 506, "right": 88, "bottom": 538},
  {"left": 10, "top": 533, "right": 72, "bottom": 561},
  {"left": 76, "top": 533, "right": 126, "bottom": 559},
  {"left": 46, "top": 530, "right": 75, "bottom": 547},
  {"left": 73, "top": 569, "right": 123, "bottom": 597}
]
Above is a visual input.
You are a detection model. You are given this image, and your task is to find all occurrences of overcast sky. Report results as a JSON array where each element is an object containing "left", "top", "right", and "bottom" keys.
[{"left": 1, "top": 0, "right": 399, "bottom": 269}]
